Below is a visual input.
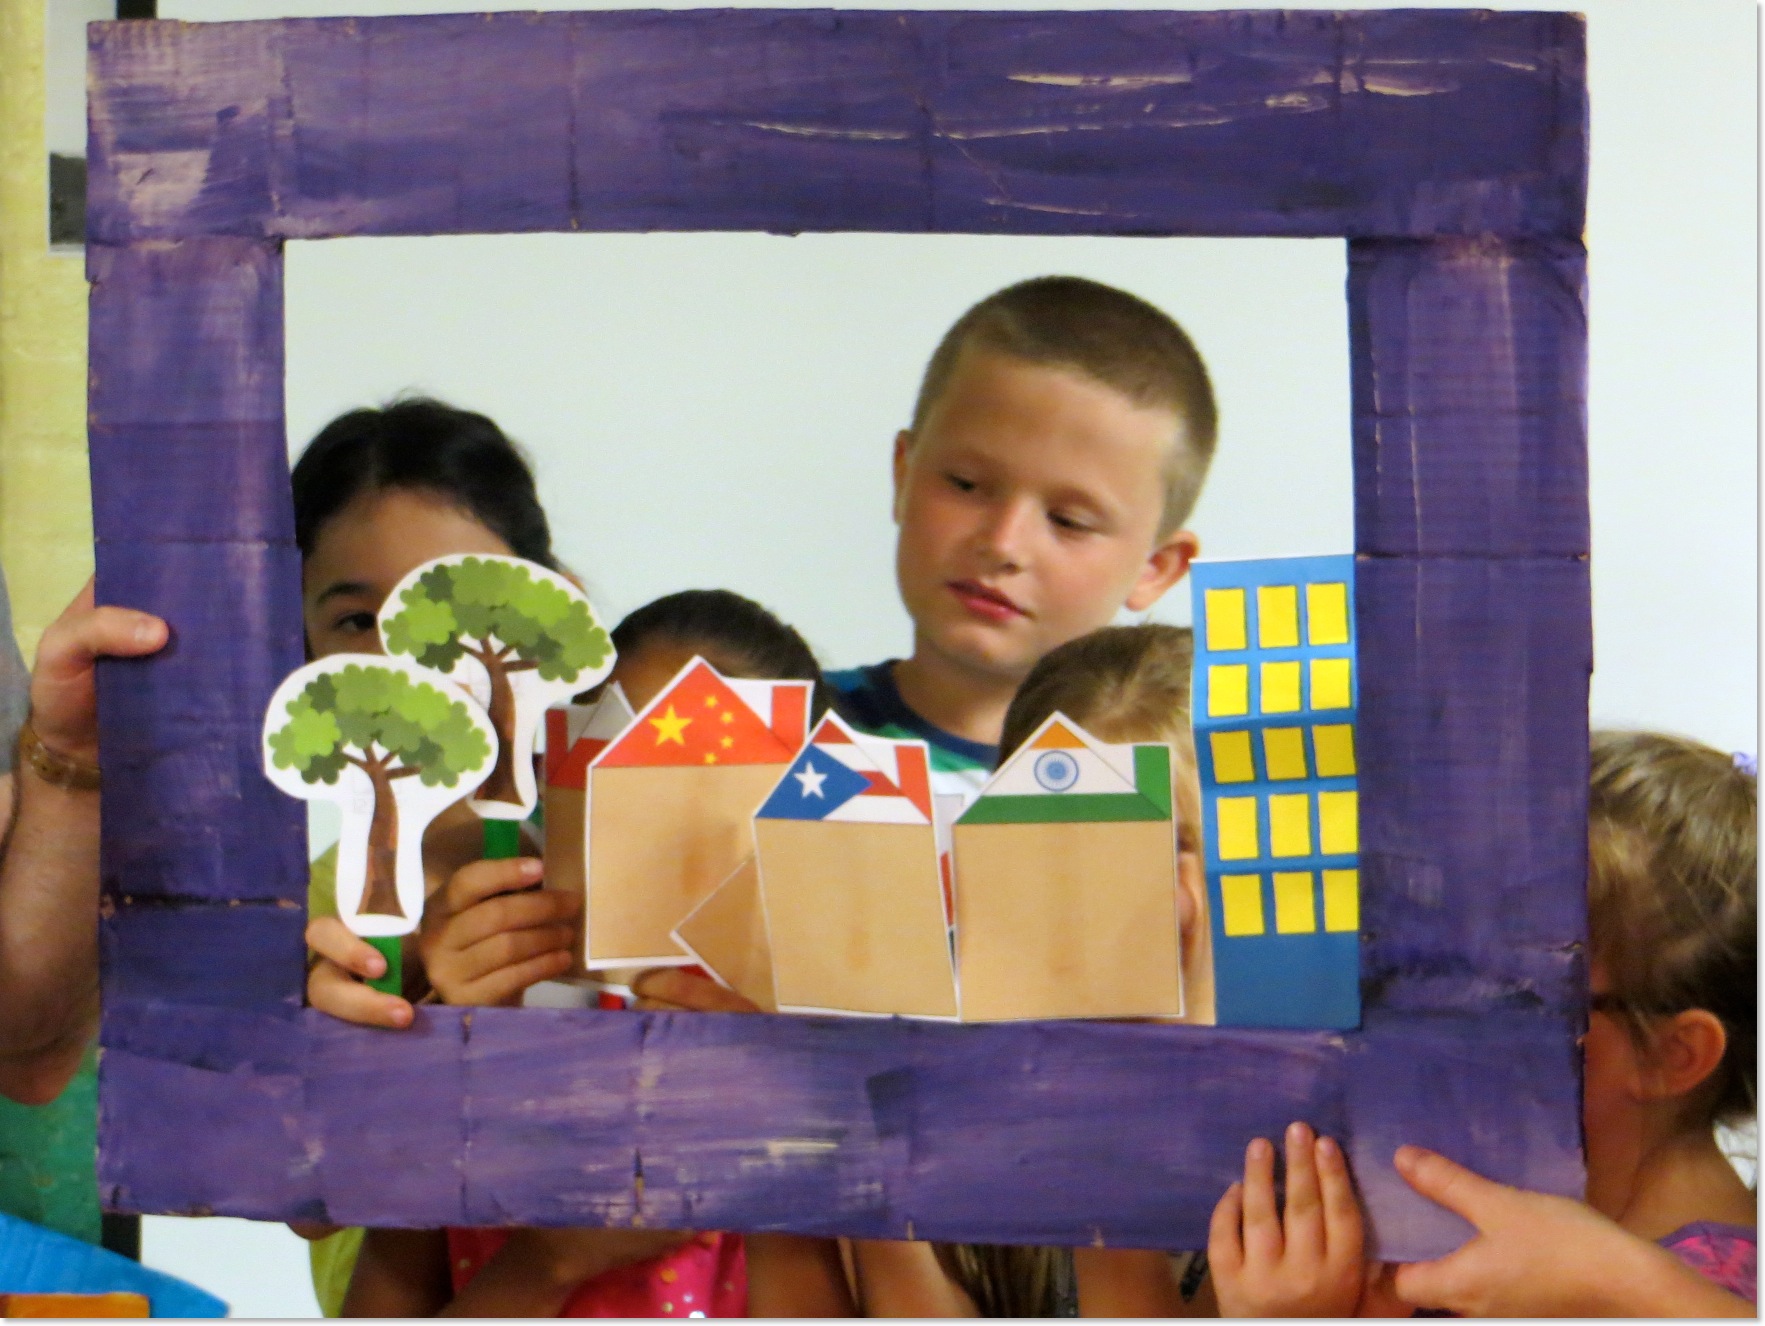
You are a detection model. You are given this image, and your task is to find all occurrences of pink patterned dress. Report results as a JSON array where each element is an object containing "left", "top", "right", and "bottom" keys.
[
  {"left": 446, "top": 1228, "right": 746, "bottom": 1317},
  {"left": 1659, "top": 1221, "right": 1756, "bottom": 1303}
]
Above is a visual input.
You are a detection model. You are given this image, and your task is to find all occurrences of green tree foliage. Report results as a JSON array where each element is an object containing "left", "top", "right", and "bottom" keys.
[
  {"left": 382, "top": 557, "right": 612, "bottom": 683},
  {"left": 267, "top": 664, "right": 492, "bottom": 788}
]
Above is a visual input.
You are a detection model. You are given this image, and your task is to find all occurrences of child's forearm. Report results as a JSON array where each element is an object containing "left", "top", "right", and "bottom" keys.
[
  {"left": 745, "top": 1233, "right": 858, "bottom": 1316},
  {"left": 438, "top": 1233, "right": 581, "bottom": 1318},
  {"left": 1584, "top": 1241, "right": 1755, "bottom": 1318},
  {"left": 851, "top": 1240, "right": 978, "bottom": 1317},
  {"left": 340, "top": 1229, "right": 451, "bottom": 1317},
  {"left": 1072, "top": 1248, "right": 1191, "bottom": 1317}
]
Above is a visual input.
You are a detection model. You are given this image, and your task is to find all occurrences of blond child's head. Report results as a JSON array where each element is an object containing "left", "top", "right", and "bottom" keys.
[
  {"left": 892, "top": 278, "right": 1216, "bottom": 687},
  {"left": 1585, "top": 732, "right": 1755, "bottom": 1129}
]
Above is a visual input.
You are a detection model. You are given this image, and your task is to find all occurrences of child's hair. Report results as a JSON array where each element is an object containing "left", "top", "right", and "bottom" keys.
[
  {"left": 292, "top": 396, "right": 559, "bottom": 570},
  {"left": 1588, "top": 730, "right": 1756, "bottom": 1127},
  {"left": 612, "top": 589, "right": 828, "bottom": 718},
  {"left": 1000, "top": 623, "right": 1199, "bottom": 846},
  {"left": 910, "top": 276, "right": 1218, "bottom": 536}
]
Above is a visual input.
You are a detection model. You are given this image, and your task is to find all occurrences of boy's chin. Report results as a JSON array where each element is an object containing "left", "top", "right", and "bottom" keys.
[{"left": 923, "top": 625, "right": 1041, "bottom": 684}]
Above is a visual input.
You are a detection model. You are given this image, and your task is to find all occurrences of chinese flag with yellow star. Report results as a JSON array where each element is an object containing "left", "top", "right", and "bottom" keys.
[
  {"left": 595, "top": 661, "right": 801, "bottom": 767},
  {"left": 579, "top": 657, "right": 813, "bottom": 968}
]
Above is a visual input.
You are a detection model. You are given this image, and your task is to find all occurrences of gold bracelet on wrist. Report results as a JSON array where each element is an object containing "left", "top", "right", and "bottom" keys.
[{"left": 17, "top": 720, "right": 102, "bottom": 792}]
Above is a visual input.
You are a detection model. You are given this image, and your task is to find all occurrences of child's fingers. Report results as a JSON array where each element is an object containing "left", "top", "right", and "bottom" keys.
[
  {"left": 442, "top": 949, "right": 574, "bottom": 1007},
  {"left": 1207, "top": 1180, "right": 1246, "bottom": 1279},
  {"left": 1389, "top": 1250, "right": 1469, "bottom": 1314},
  {"left": 1392, "top": 1146, "right": 1505, "bottom": 1231},
  {"left": 307, "top": 956, "right": 414, "bottom": 1028},
  {"left": 1239, "top": 1136, "right": 1283, "bottom": 1265},
  {"left": 453, "top": 922, "right": 578, "bottom": 984},
  {"left": 439, "top": 889, "right": 579, "bottom": 952},
  {"left": 305, "top": 915, "right": 386, "bottom": 980},
  {"left": 442, "top": 857, "right": 545, "bottom": 913},
  {"left": 629, "top": 968, "right": 762, "bottom": 1013},
  {"left": 1316, "top": 1135, "right": 1364, "bottom": 1268},
  {"left": 1282, "top": 1121, "right": 1325, "bottom": 1258}
]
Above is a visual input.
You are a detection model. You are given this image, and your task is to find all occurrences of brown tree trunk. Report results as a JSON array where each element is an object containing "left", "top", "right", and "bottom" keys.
[
  {"left": 479, "top": 651, "right": 522, "bottom": 806},
  {"left": 358, "top": 761, "right": 404, "bottom": 919}
]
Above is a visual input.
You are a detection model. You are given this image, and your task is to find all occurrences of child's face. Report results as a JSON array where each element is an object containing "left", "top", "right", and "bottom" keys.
[
  {"left": 893, "top": 350, "right": 1198, "bottom": 685},
  {"left": 302, "top": 487, "right": 512, "bottom": 659}
]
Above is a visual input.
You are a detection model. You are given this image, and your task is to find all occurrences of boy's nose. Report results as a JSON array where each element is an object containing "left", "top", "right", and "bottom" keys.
[{"left": 974, "top": 498, "right": 1037, "bottom": 570}]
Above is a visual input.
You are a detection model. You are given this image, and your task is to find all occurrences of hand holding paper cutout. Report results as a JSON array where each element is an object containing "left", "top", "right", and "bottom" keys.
[
  {"left": 264, "top": 655, "right": 496, "bottom": 936},
  {"left": 380, "top": 555, "right": 614, "bottom": 817}
]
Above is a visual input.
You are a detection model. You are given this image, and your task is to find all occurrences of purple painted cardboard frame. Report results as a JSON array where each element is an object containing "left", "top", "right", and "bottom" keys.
[{"left": 87, "top": 10, "right": 1590, "bottom": 1258}]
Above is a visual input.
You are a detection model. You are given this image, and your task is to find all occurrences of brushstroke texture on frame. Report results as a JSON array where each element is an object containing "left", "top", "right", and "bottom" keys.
[{"left": 87, "top": 9, "right": 1591, "bottom": 1260}]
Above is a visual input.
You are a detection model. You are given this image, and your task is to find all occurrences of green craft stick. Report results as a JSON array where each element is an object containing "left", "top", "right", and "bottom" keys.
[
  {"left": 483, "top": 818, "right": 522, "bottom": 860},
  {"left": 366, "top": 934, "right": 402, "bottom": 997}
]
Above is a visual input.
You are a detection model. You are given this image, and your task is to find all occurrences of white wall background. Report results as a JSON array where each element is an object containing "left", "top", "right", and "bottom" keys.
[{"left": 130, "top": 0, "right": 1758, "bottom": 1316}]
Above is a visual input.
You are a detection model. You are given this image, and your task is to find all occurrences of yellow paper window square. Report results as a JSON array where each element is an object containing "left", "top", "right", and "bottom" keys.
[
  {"left": 1312, "top": 723, "right": 1357, "bottom": 778},
  {"left": 1209, "top": 664, "right": 1250, "bottom": 717},
  {"left": 1257, "top": 585, "right": 1300, "bottom": 648},
  {"left": 1205, "top": 588, "right": 1248, "bottom": 652},
  {"left": 1220, "top": 874, "right": 1265, "bottom": 937},
  {"left": 1209, "top": 730, "right": 1256, "bottom": 784},
  {"left": 1323, "top": 868, "right": 1360, "bottom": 932},
  {"left": 1319, "top": 790, "right": 1358, "bottom": 855},
  {"left": 1260, "top": 661, "right": 1301, "bottom": 714},
  {"left": 1307, "top": 581, "right": 1350, "bottom": 645},
  {"left": 1268, "top": 793, "right": 1312, "bottom": 857},
  {"left": 1274, "top": 871, "right": 1317, "bottom": 933},
  {"left": 1262, "top": 727, "right": 1308, "bottom": 781},
  {"left": 1216, "top": 797, "right": 1259, "bottom": 860},
  {"left": 1310, "top": 657, "right": 1353, "bottom": 710}
]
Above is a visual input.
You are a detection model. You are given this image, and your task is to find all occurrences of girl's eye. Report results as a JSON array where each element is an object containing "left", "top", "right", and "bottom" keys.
[
  {"left": 944, "top": 472, "right": 977, "bottom": 494},
  {"left": 334, "top": 610, "right": 377, "bottom": 634}
]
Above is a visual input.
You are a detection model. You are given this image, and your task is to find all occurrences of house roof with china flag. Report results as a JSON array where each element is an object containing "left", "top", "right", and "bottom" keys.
[{"left": 594, "top": 658, "right": 809, "bottom": 768}]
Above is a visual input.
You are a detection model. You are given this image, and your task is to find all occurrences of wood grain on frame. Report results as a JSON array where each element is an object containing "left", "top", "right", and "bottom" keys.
[{"left": 87, "top": 9, "right": 1590, "bottom": 1259}]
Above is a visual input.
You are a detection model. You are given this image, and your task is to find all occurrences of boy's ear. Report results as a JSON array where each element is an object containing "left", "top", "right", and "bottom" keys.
[
  {"left": 1639, "top": 1009, "right": 1729, "bottom": 1103},
  {"left": 1124, "top": 528, "right": 1201, "bottom": 612},
  {"left": 891, "top": 430, "right": 914, "bottom": 523}
]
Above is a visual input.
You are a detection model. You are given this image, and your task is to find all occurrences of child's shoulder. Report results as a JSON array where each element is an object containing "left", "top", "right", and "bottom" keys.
[
  {"left": 826, "top": 662, "right": 997, "bottom": 777},
  {"left": 1659, "top": 1222, "right": 1757, "bottom": 1304}
]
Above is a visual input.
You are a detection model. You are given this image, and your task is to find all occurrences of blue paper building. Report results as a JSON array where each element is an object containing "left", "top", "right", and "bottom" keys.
[{"left": 1191, "top": 555, "right": 1360, "bottom": 1029}]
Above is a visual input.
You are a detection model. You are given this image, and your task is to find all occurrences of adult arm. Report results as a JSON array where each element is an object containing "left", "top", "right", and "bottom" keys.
[{"left": 0, "top": 580, "right": 167, "bottom": 1104}]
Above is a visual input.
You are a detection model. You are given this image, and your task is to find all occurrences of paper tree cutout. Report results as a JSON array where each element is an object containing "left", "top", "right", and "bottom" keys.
[
  {"left": 1191, "top": 555, "right": 1360, "bottom": 1030},
  {"left": 379, "top": 554, "right": 615, "bottom": 819},
  {"left": 580, "top": 657, "right": 811, "bottom": 968},
  {"left": 752, "top": 713, "right": 956, "bottom": 1018},
  {"left": 263, "top": 655, "right": 495, "bottom": 936},
  {"left": 952, "top": 713, "right": 1181, "bottom": 1021}
]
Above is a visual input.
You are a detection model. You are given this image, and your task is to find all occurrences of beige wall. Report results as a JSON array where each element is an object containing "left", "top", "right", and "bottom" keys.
[{"left": 0, "top": 0, "right": 93, "bottom": 661}]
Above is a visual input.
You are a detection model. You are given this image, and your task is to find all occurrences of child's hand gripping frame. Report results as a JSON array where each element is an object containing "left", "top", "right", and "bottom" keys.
[{"left": 88, "top": 9, "right": 1589, "bottom": 1257}]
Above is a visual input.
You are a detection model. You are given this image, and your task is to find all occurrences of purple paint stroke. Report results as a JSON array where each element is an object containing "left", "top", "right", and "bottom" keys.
[
  {"left": 100, "top": 1004, "right": 1576, "bottom": 1261},
  {"left": 1356, "top": 556, "right": 1592, "bottom": 1017},
  {"left": 1351, "top": 238, "right": 1589, "bottom": 558},
  {"left": 102, "top": 902, "right": 304, "bottom": 1012},
  {"left": 87, "top": 11, "right": 1585, "bottom": 243}
]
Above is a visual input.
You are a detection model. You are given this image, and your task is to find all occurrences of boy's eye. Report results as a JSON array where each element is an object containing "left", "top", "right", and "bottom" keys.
[
  {"left": 1050, "top": 511, "right": 1095, "bottom": 534},
  {"left": 944, "top": 472, "right": 977, "bottom": 494},
  {"left": 333, "top": 610, "right": 377, "bottom": 634}
]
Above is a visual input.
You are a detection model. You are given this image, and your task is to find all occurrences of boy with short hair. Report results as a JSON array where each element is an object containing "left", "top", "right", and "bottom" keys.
[{"left": 828, "top": 273, "right": 1218, "bottom": 813}]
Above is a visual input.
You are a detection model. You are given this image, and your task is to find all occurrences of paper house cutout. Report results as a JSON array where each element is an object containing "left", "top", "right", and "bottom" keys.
[
  {"left": 953, "top": 713, "right": 1183, "bottom": 1022},
  {"left": 1191, "top": 555, "right": 1361, "bottom": 1030},
  {"left": 581, "top": 657, "right": 811, "bottom": 968},
  {"left": 263, "top": 654, "right": 496, "bottom": 937},
  {"left": 752, "top": 712, "right": 956, "bottom": 1018},
  {"left": 379, "top": 554, "right": 615, "bottom": 820},
  {"left": 671, "top": 856, "right": 778, "bottom": 1012},
  {"left": 541, "top": 685, "right": 636, "bottom": 977}
]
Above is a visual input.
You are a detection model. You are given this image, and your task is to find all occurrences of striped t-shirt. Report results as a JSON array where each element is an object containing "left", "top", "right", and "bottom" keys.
[{"left": 826, "top": 662, "right": 997, "bottom": 853}]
